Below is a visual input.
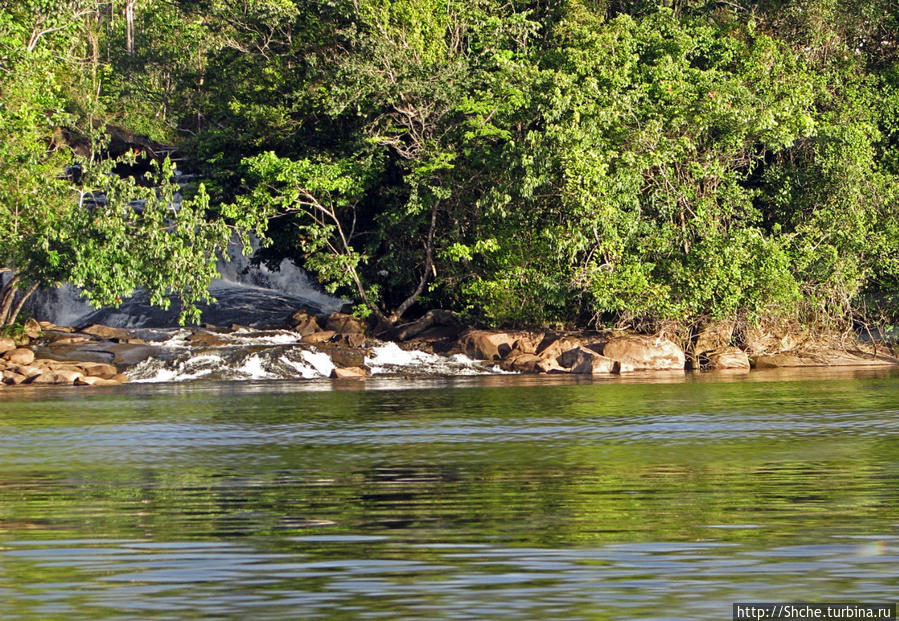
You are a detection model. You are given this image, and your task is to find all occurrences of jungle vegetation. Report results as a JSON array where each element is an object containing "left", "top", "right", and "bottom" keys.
[{"left": 1, "top": 0, "right": 897, "bottom": 333}]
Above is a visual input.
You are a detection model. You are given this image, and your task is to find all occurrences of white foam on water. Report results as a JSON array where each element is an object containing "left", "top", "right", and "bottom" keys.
[
  {"left": 300, "top": 349, "right": 335, "bottom": 377},
  {"left": 227, "top": 329, "right": 303, "bottom": 346},
  {"left": 279, "top": 355, "right": 324, "bottom": 379},
  {"left": 364, "top": 342, "right": 496, "bottom": 376},
  {"left": 235, "top": 354, "right": 280, "bottom": 380},
  {"left": 129, "top": 353, "right": 224, "bottom": 383}
]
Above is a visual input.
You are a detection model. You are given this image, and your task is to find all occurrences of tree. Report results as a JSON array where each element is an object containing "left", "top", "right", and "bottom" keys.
[{"left": 0, "top": 3, "right": 262, "bottom": 326}]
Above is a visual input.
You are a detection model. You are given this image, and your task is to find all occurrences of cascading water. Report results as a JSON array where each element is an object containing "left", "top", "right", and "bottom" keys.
[{"left": 27, "top": 237, "right": 346, "bottom": 329}]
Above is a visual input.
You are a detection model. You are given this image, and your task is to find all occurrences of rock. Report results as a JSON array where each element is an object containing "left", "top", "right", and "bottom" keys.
[
  {"left": 75, "top": 375, "right": 123, "bottom": 386},
  {"left": 333, "top": 332, "right": 367, "bottom": 348},
  {"left": 602, "top": 335, "right": 685, "bottom": 370},
  {"left": 0, "top": 337, "right": 16, "bottom": 355},
  {"left": 53, "top": 369, "right": 84, "bottom": 384},
  {"left": 78, "top": 362, "right": 119, "bottom": 379},
  {"left": 288, "top": 310, "right": 322, "bottom": 336},
  {"left": 325, "top": 312, "right": 367, "bottom": 335},
  {"left": 303, "top": 330, "right": 336, "bottom": 344},
  {"left": 536, "top": 357, "right": 568, "bottom": 374},
  {"left": 42, "top": 333, "right": 92, "bottom": 346},
  {"left": 753, "top": 353, "right": 823, "bottom": 368},
  {"left": 23, "top": 317, "right": 42, "bottom": 339},
  {"left": 393, "top": 310, "right": 464, "bottom": 341},
  {"left": 499, "top": 352, "right": 542, "bottom": 373},
  {"left": 312, "top": 343, "right": 367, "bottom": 368},
  {"left": 2, "top": 370, "right": 27, "bottom": 385},
  {"left": 12, "top": 364, "right": 42, "bottom": 378},
  {"left": 558, "top": 346, "right": 619, "bottom": 374},
  {"left": 80, "top": 324, "right": 132, "bottom": 340},
  {"left": 456, "top": 330, "right": 515, "bottom": 361},
  {"left": 29, "top": 372, "right": 68, "bottom": 385},
  {"left": 186, "top": 331, "right": 231, "bottom": 347},
  {"left": 705, "top": 346, "right": 750, "bottom": 370},
  {"left": 330, "top": 366, "right": 367, "bottom": 379},
  {"left": 535, "top": 335, "right": 587, "bottom": 361},
  {"left": 3, "top": 348, "right": 35, "bottom": 366},
  {"left": 512, "top": 333, "right": 545, "bottom": 355}
]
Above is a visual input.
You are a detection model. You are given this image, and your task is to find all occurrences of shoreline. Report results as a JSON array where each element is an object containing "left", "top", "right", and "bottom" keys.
[{"left": 2, "top": 310, "right": 898, "bottom": 388}]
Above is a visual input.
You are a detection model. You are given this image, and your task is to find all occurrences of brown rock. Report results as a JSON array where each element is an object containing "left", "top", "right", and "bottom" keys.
[
  {"left": 0, "top": 337, "right": 17, "bottom": 355},
  {"left": 602, "top": 335, "right": 685, "bottom": 370},
  {"left": 78, "top": 362, "right": 119, "bottom": 379},
  {"left": 2, "top": 370, "right": 27, "bottom": 385},
  {"left": 705, "top": 346, "right": 750, "bottom": 370},
  {"left": 3, "top": 348, "right": 35, "bottom": 366},
  {"left": 303, "top": 330, "right": 336, "bottom": 344},
  {"left": 536, "top": 336, "right": 585, "bottom": 361},
  {"left": 334, "top": 332, "right": 366, "bottom": 348},
  {"left": 753, "top": 353, "right": 823, "bottom": 368},
  {"left": 43, "top": 333, "right": 92, "bottom": 346},
  {"left": 330, "top": 366, "right": 368, "bottom": 379},
  {"left": 312, "top": 343, "right": 367, "bottom": 368},
  {"left": 456, "top": 330, "right": 515, "bottom": 361},
  {"left": 80, "top": 324, "right": 131, "bottom": 340},
  {"left": 75, "top": 375, "right": 123, "bottom": 386},
  {"left": 694, "top": 321, "right": 734, "bottom": 354},
  {"left": 499, "top": 352, "right": 542, "bottom": 373},
  {"left": 558, "top": 346, "right": 619, "bottom": 374},
  {"left": 186, "top": 330, "right": 231, "bottom": 347},
  {"left": 29, "top": 372, "right": 66, "bottom": 385},
  {"left": 54, "top": 369, "right": 84, "bottom": 384},
  {"left": 512, "top": 333, "right": 545, "bottom": 355},
  {"left": 536, "top": 357, "right": 568, "bottom": 374},
  {"left": 23, "top": 318, "right": 42, "bottom": 339},
  {"left": 288, "top": 310, "right": 322, "bottom": 336},
  {"left": 325, "top": 312, "right": 367, "bottom": 335},
  {"left": 13, "top": 364, "right": 42, "bottom": 378}
]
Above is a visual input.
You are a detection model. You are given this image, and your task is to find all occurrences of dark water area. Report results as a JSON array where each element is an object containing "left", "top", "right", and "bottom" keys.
[{"left": 1, "top": 369, "right": 898, "bottom": 619}]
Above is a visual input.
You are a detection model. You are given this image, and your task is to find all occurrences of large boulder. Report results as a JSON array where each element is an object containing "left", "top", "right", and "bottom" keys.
[
  {"left": 288, "top": 310, "right": 322, "bottom": 336},
  {"left": 499, "top": 352, "right": 542, "bottom": 373},
  {"left": 303, "top": 330, "right": 336, "bottom": 344},
  {"left": 456, "top": 330, "right": 515, "bottom": 361},
  {"left": 602, "top": 335, "right": 685, "bottom": 370},
  {"left": 325, "top": 312, "right": 367, "bottom": 335},
  {"left": 512, "top": 332, "right": 545, "bottom": 355},
  {"left": 3, "top": 348, "right": 35, "bottom": 366},
  {"left": 23, "top": 317, "right": 42, "bottom": 339},
  {"left": 80, "top": 324, "right": 131, "bottom": 341},
  {"left": 705, "top": 346, "right": 750, "bottom": 370},
  {"left": 330, "top": 366, "right": 367, "bottom": 379},
  {"left": 535, "top": 335, "right": 586, "bottom": 361},
  {"left": 0, "top": 337, "right": 16, "bottom": 355},
  {"left": 558, "top": 346, "right": 619, "bottom": 375}
]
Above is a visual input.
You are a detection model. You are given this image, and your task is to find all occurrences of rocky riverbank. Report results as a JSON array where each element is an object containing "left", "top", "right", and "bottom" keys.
[{"left": 1, "top": 311, "right": 897, "bottom": 388}]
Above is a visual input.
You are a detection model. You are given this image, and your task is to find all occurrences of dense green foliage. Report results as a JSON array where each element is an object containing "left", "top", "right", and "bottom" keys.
[{"left": 2, "top": 0, "right": 898, "bottom": 330}]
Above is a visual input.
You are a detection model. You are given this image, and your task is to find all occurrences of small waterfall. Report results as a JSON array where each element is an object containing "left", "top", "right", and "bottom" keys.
[{"left": 26, "top": 238, "right": 346, "bottom": 328}]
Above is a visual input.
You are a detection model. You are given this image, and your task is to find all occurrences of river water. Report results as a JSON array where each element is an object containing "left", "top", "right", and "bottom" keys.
[{"left": 1, "top": 369, "right": 897, "bottom": 619}]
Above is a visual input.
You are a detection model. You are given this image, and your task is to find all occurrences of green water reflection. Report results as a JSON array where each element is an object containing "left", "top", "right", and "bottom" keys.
[{"left": 0, "top": 370, "right": 897, "bottom": 619}]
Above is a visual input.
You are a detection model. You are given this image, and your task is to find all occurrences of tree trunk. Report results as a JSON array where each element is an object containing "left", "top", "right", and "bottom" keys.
[
  {"left": 0, "top": 274, "right": 21, "bottom": 326},
  {"left": 125, "top": 0, "right": 135, "bottom": 54},
  {"left": 7, "top": 282, "right": 39, "bottom": 326}
]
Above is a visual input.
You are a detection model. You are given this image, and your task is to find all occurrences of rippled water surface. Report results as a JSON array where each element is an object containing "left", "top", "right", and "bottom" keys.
[{"left": 2, "top": 369, "right": 898, "bottom": 619}]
